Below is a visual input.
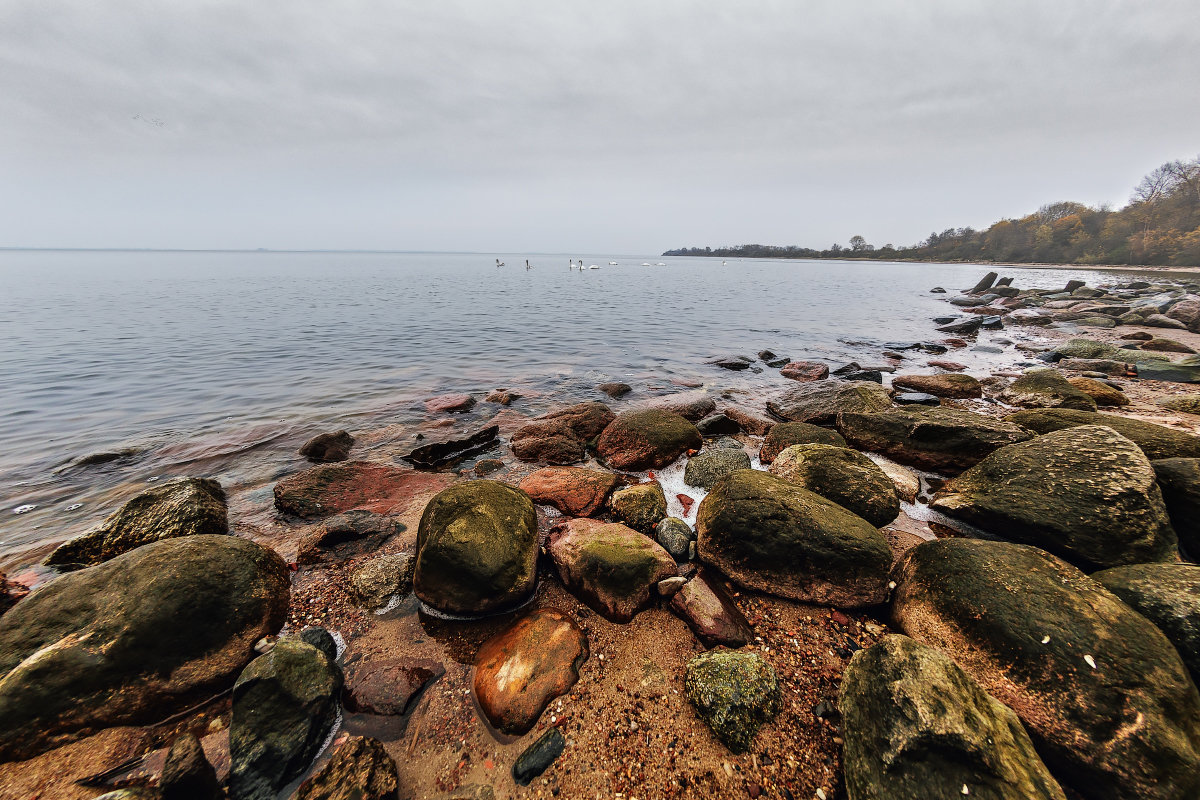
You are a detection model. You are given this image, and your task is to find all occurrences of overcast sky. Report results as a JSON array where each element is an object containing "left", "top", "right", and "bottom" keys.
[{"left": 2, "top": 0, "right": 1198, "bottom": 252}]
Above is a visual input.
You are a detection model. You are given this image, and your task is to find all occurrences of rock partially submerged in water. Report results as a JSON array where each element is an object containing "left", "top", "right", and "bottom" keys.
[
  {"left": 779, "top": 360, "right": 829, "bottom": 382},
  {"left": 757, "top": 421, "right": 846, "bottom": 464},
  {"left": 518, "top": 466, "right": 620, "bottom": 517},
  {"left": 293, "top": 736, "right": 399, "bottom": 800},
  {"left": 998, "top": 368, "right": 1098, "bottom": 411},
  {"left": 513, "top": 728, "right": 566, "bottom": 786},
  {"left": 685, "top": 650, "right": 780, "bottom": 753},
  {"left": 596, "top": 409, "right": 702, "bottom": 470},
  {"left": 1092, "top": 563, "right": 1200, "bottom": 684},
  {"left": 274, "top": 461, "right": 452, "bottom": 519},
  {"left": 45, "top": 477, "right": 228, "bottom": 568},
  {"left": 1006, "top": 408, "right": 1200, "bottom": 460},
  {"left": 839, "top": 634, "right": 1066, "bottom": 800},
  {"left": 510, "top": 402, "right": 615, "bottom": 465},
  {"left": 637, "top": 390, "right": 717, "bottom": 421},
  {"left": 400, "top": 425, "right": 499, "bottom": 469},
  {"left": 766, "top": 380, "right": 891, "bottom": 425},
  {"left": 299, "top": 430, "right": 355, "bottom": 463},
  {"left": 837, "top": 407, "right": 1033, "bottom": 474},
  {"left": 768, "top": 443, "right": 899, "bottom": 528},
  {"left": 0, "top": 535, "right": 289, "bottom": 761},
  {"left": 655, "top": 517, "right": 693, "bottom": 562},
  {"left": 892, "top": 539, "right": 1200, "bottom": 800},
  {"left": 343, "top": 656, "right": 443, "bottom": 716}
]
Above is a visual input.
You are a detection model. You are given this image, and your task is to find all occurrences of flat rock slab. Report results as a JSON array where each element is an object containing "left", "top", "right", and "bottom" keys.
[
  {"left": 274, "top": 461, "right": 454, "bottom": 519},
  {"left": 518, "top": 466, "right": 620, "bottom": 517},
  {"left": 779, "top": 361, "right": 829, "bottom": 382},
  {"left": 473, "top": 609, "right": 588, "bottom": 735},
  {"left": 837, "top": 407, "right": 1033, "bottom": 474},
  {"left": 344, "top": 657, "right": 444, "bottom": 716},
  {"left": 295, "top": 510, "right": 406, "bottom": 565},
  {"left": 399, "top": 425, "right": 499, "bottom": 469},
  {"left": 998, "top": 368, "right": 1097, "bottom": 411}
]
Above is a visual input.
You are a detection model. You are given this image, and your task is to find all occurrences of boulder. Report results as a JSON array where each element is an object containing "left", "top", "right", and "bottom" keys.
[
  {"left": 1136, "top": 361, "right": 1200, "bottom": 384},
  {"left": 1053, "top": 338, "right": 1171, "bottom": 364},
  {"left": 891, "top": 372, "right": 982, "bottom": 398},
  {"left": 695, "top": 470, "right": 892, "bottom": 607},
  {"left": 296, "top": 510, "right": 405, "bottom": 565},
  {"left": 1165, "top": 298, "right": 1200, "bottom": 332},
  {"left": 998, "top": 368, "right": 1098, "bottom": 411},
  {"left": 512, "top": 728, "right": 566, "bottom": 786},
  {"left": 608, "top": 481, "right": 668, "bottom": 533},
  {"left": 161, "top": 732, "right": 221, "bottom": 800},
  {"left": 768, "top": 444, "right": 899, "bottom": 527},
  {"left": 518, "top": 466, "right": 620, "bottom": 517},
  {"left": 343, "top": 657, "right": 443, "bottom": 716},
  {"left": 45, "top": 477, "right": 228, "bottom": 568},
  {"left": 655, "top": 517, "right": 694, "bottom": 562},
  {"left": 273, "top": 461, "right": 450, "bottom": 519},
  {"left": 873, "top": 458, "right": 920, "bottom": 503},
  {"left": 1067, "top": 377, "right": 1129, "bottom": 406},
  {"left": 936, "top": 317, "right": 983, "bottom": 335},
  {"left": 1145, "top": 313, "right": 1189, "bottom": 330},
  {"left": 1006, "top": 408, "right": 1200, "bottom": 460},
  {"left": 892, "top": 539, "right": 1200, "bottom": 800},
  {"left": 230, "top": 639, "right": 343, "bottom": 800},
  {"left": 1157, "top": 394, "right": 1200, "bottom": 416},
  {"left": 473, "top": 609, "right": 588, "bottom": 734},
  {"left": 839, "top": 635, "right": 1066, "bottom": 800},
  {"left": 722, "top": 405, "right": 776, "bottom": 435},
  {"left": 413, "top": 481, "right": 538, "bottom": 616},
  {"left": 299, "top": 430, "right": 354, "bottom": 463},
  {"left": 548, "top": 519, "right": 678, "bottom": 622},
  {"left": 349, "top": 553, "right": 415, "bottom": 609},
  {"left": 1153, "top": 458, "right": 1200, "bottom": 556},
  {"left": 596, "top": 382, "right": 632, "bottom": 398},
  {"left": 683, "top": 448, "right": 752, "bottom": 491},
  {"left": 1141, "top": 338, "right": 1196, "bottom": 354},
  {"left": 779, "top": 361, "right": 830, "bottom": 382},
  {"left": 969, "top": 271, "right": 998, "bottom": 293},
  {"left": 293, "top": 736, "right": 399, "bottom": 800},
  {"left": 637, "top": 391, "right": 717, "bottom": 421},
  {"left": 758, "top": 421, "right": 846, "bottom": 464},
  {"left": 485, "top": 389, "right": 520, "bottom": 405},
  {"left": 1092, "top": 563, "right": 1200, "bottom": 683},
  {"left": 669, "top": 569, "right": 754, "bottom": 649},
  {"left": 695, "top": 412, "right": 742, "bottom": 436},
  {"left": 510, "top": 402, "right": 616, "bottom": 465},
  {"left": 684, "top": 651, "right": 780, "bottom": 753},
  {"left": 766, "top": 380, "right": 892, "bottom": 425},
  {"left": 596, "top": 409, "right": 702, "bottom": 470},
  {"left": 0, "top": 535, "right": 288, "bottom": 761},
  {"left": 931, "top": 425, "right": 1177, "bottom": 570},
  {"left": 837, "top": 407, "right": 1034, "bottom": 474}
]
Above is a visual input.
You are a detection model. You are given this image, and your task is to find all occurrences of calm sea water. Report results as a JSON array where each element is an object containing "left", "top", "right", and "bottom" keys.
[{"left": 0, "top": 250, "right": 1128, "bottom": 567}]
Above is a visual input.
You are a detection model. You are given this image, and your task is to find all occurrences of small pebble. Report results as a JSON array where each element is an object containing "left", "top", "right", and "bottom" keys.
[
  {"left": 1084, "top": 654, "right": 1097, "bottom": 669},
  {"left": 962, "top": 784, "right": 970, "bottom": 795},
  {"left": 12, "top": 504, "right": 36, "bottom": 515},
  {"left": 1041, "top": 635, "right": 1050, "bottom": 644}
]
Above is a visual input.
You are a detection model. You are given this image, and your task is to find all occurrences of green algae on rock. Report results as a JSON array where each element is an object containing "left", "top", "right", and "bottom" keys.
[
  {"left": 596, "top": 408, "right": 703, "bottom": 470},
  {"left": 1005, "top": 408, "right": 1200, "bottom": 460},
  {"left": 758, "top": 421, "right": 847, "bottom": 464},
  {"left": 768, "top": 443, "right": 899, "bottom": 527},
  {"left": 1091, "top": 563, "right": 1200, "bottom": 684},
  {"left": 998, "top": 368, "right": 1098, "bottom": 411},
  {"left": 608, "top": 481, "right": 669, "bottom": 533},
  {"left": 685, "top": 650, "right": 781, "bottom": 753}
]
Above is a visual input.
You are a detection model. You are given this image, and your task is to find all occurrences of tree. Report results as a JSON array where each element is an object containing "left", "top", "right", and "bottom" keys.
[{"left": 848, "top": 235, "right": 873, "bottom": 252}]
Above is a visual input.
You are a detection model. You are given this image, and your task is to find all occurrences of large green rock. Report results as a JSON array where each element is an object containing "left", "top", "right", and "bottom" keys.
[
  {"left": 998, "top": 368, "right": 1098, "bottom": 411},
  {"left": 758, "top": 421, "right": 847, "bottom": 464},
  {"left": 229, "top": 639, "right": 343, "bottom": 800},
  {"left": 696, "top": 470, "right": 891, "bottom": 607},
  {"left": 837, "top": 407, "right": 1034, "bottom": 474},
  {"left": 684, "top": 650, "right": 780, "bottom": 753},
  {"left": 683, "top": 447, "right": 752, "bottom": 491},
  {"left": 1053, "top": 338, "right": 1171, "bottom": 364},
  {"left": 768, "top": 443, "right": 899, "bottom": 527},
  {"left": 1006, "top": 408, "right": 1200, "bottom": 460},
  {"left": 1153, "top": 458, "right": 1200, "bottom": 556},
  {"left": 840, "top": 635, "right": 1066, "bottom": 800},
  {"left": 413, "top": 480, "right": 538, "bottom": 615},
  {"left": 1092, "top": 563, "right": 1200, "bottom": 684},
  {"left": 891, "top": 372, "right": 983, "bottom": 399},
  {"left": 892, "top": 539, "right": 1200, "bottom": 800},
  {"left": 766, "top": 380, "right": 891, "bottom": 425},
  {"left": 596, "top": 409, "right": 702, "bottom": 470},
  {"left": 608, "top": 481, "right": 668, "bottom": 533},
  {"left": 0, "top": 535, "right": 289, "bottom": 761},
  {"left": 44, "top": 477, "right": 228, "bottom": 568},
  {"left": 931, "top": 425, "right": 1178, "bottom": 570}
]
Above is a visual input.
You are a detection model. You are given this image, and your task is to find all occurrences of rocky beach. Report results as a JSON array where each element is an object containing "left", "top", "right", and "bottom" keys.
[{"left": 3, "top": 267, "right": 1200, "bottom": 800}]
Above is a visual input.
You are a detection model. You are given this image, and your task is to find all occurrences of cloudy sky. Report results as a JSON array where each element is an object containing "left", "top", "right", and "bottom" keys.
[{"left": 2, "top": 0, "right": 1198, "bottom": 252}]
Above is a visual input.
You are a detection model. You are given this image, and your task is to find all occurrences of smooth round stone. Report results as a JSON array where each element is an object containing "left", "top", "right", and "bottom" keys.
[{"left": 893, "top": 392, "right": 940, "bottom": 406}]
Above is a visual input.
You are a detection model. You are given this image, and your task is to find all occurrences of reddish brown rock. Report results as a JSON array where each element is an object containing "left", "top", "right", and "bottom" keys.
[
  {"left": 1, "top": 573, "right": 29, "bottom": 616},
  {"left": 1166, "top": 298, "right": 1200, "bottom": 332},
  {"left": 510, "top": 402, "right": 616, "bottom": 465},
  {"left": 637, "top": 390, "right": 717, "bottom": 421},
  {"left": 485, "top": 389, "right": 521, "bottom": 405},
  {"left": 891, "top": 373, "right": 982, "bottom": 399},
  {"left": 677, "top": 494, "right": 695, "bottom": 515},
  {"left": 722, "top": 405, "right": 775, "bottom": 436},
  {"left": 274, "top": 461, "right": 454, "bottom": 519},
  {"left": 669, "top": 569, "right": 754, "bottom": 649},
  {"left": 343, "top": 658, "right": 445, "bottom": 715},
  {"left": 425, "top": 393, "right": 476, "bottom": 413},
  {"left": 780, "top": 361, "right": 830, "bottom": 382},
  {"left": 518, "top": 467, "right": 621, "bottom": 517},
  {"left": 596, "top": 382, "right": 633, "bottom": 398},
  {"left": 294, "top": 735, "right": 399, "bottom": 800},
  {"left": 473, "top": 609, "right": 589, "bottom": 735},
  {"left": 927, "top": 360, "right": 967, "bottom": 371},
  {"left": 596, "top": 409, "right": 702, "bottom": 471},
  {"left": 1141, "top": 338, "right": 1196, "bottom": 354}
]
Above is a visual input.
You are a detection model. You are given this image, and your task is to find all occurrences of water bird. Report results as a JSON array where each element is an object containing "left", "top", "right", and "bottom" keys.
[
  {"left": 589, "top": 264, "right": 600, "bottom": 269},
  {"left": 608, "top": 261, "right": 618, "bottom": 265},
  {"left": 642, "top": 262, "right": 651, "bottom": 266},
  {"left": 496, "top": 259, "right": 505, "bottom": 267},
  {"left": 656, "top": 262, "right": 666, "bottom": 266},
  {"left": 526, "top": 259, "right": 532, "bottom": 270}
]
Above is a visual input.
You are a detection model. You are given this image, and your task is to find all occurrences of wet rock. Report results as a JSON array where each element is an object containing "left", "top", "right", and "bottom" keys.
[
  {"left": 684, "top": 650, "right": 781, "bottom": 753},
  {"left": 840, "top": 369, "right": 884, "bottom": 383},
  {"left": 518, "top": 466, "right": 620, "bottom": 517},
  {"left": 892, "top": 539, "right": 1200, "bottom": 800},
  {"left": 0, "top": 535, "right": 288, "bottom": 761},
  {"left": 274, "top": 462, "right": 447, "bottom": 519},
  {"left": 300, "top": 430, "right": 355, "bottom": 463},
  {"left": 473, "top": 609, "right": 588, "bottom": 734},
  {"left": 608, "top": 481, "right": 668, "bottom": 533},
  {"left": 696, "top": 470, "right": 892, "bottom": 607},
  {"left": 510, "top": 402, "right": 615, "bottom": 465},
  {"left": 596, "top": 409, "right": 702, "bottom": 470},
  {"left": 512, "top": 728, "right": 566, "bottom": 786},
  {"left": 296, "top": 510, "right": 405, "bottom": 565},
  {"left": 768, "top": 444, "right": 900, "bottom": 527},
  {"left": 873, "top": 458, "right": 920, "bottom": 503},
  {"left": 893, "top": 392, "right": 939, "bottom": 406},
  {"left": 969, "top": 271, "right": 998, "bottom": 293},
  {"left": 657, "top": 576, "right": 687, "bottom": 596},
  {"left": 343, "top": 657, "right": 443, "bottom": 715},
  {"left": 1067, "top": 377, "right": 1129, "bottom": 406},
  {"left": 655, "top": 517, "right": 694, "bottom": 562},
  {"left": 596, "top": 382, "right": 632, "bottom": 398},
  {"left": 669, "top": 569, "right": 754, "bottom": 649},
  {"left": 722, "top": 405, "right": 776, "bottom": 436},
  {"left": 684, "top": 448, "right": 752, "bottom": 491},
  {"left": 1006, "top": 408, "right": 1200, "bottom": 460},
  {"left": 779, "top": 360, "right": 829, "bottom": 382},
  {"left": 890, "top": 373, "right": 982, "bottom": 398},
  {"left": 931, "top": 425, "right": 1177, "bottom": 570},
  {"left": 766, "top": 380, "right": 891, "bottom": 425},
  {"left": 0, "top": 572, "right": 29, "bottom": 616},
  {"left": 710, "top": 355, "right": 754, "bottom": 370},
  {"left": 638, "top": 390, "right": 717, "bottom": 421},
  {"left": 1092, "top": 563, "right": 1200, "bottom": 683},
  {"left": 161, "top": 732, "right": 221, "bottom": 800},
  {"left": 930, "top": 286, "right": 946, "bottom": 293},
  {"left": 229, "top": 638, "right": 343, "bottom": 800},
  {"left": 299, "top": 627, "right": 338, "bottom": 663},
  {"left": 45, "top": 477, "right": 228, "bottom": 568},
  {"left": 839, "top": 635, "right": 1066, "bottom": 800},
  {"left": 400, "top": 425, "right": 499, "bottom": 469},
  {"left": 695, "top": 412, "right": 741, "bottom": 436},
  {"left": 998, "top": 368, "right": 1098, "bottom": 411},
  {"left": 927, "top": 359, "right": 967, "bottom": 371},
  {"left": 414, "top": 481, "right": 538, "bottom": 615},
  {"left": 474, "top": 459, "right": 504, "bottom": 476},
  {"left": 294, "top": 736, "right": 399, "bottom": 800},
  {"left": 1053, "top": 338, "right": 1171, "bottom": 364},
  {"left": 349, "top": 553, "right": 414, "bottom": 609},
  {"left": 485, "top": 389, "right": 520, "bottom": 405},
  {"left": 424, "top": 393, "right": 476, "bottom": 413},
  {"left": 1153, "top": 458, "right": 1200, "bottom": 556},
  {"left": 758, "top": 421, "right": 846, "bottom": 464},
  {"left": 548, "top": 519, "right": 677, "bottom": 622},
  {"left": 1141, "top": 337, "right": 1196, "bottom": 354},
  {"left": 935, "top": 317, "right": 983, "bottom": 335},
  {"left": 837, "top": 407, "right": 1034, "bottom": 474}
]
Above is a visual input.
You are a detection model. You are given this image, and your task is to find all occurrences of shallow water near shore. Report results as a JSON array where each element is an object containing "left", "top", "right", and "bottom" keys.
[{"left": 0, "top": 250, "right": 1159, "bottom": 567}]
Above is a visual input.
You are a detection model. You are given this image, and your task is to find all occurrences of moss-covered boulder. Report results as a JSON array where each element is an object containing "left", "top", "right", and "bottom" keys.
[
  {"left": 44, "top": 477, "right": 227, "bottom": 568},
  {"left": 931, "top": 425, "right": 1178, "bottom": 570},
  {"left": 608, "top": 481, "right": 668, "bottom": 533},
  {"left": 510, "top": 402, "right": 616, "bottom": 464},
  {"left": 766, "top": 380, "right": 891, "bottom": 425},
  {"left": 0, "top": 535, "right": 289, "bottom": 761},
  {"left": 840, "top": 634, "right": 1066, "bottom": 800},
  {"left": 892, "top": 539, "right": 1200, "bottom": 800},
  {"left": 1157, "top": 393, "right": 1200, "bottom": 416},
  {"left": 999, "top": 368, "right": 1098, "bottom": 411},
  {"left": 683, "top": 448, "right": 752, "bottom": 491},
  {"left": 768, "top": 444, "right": 899, "bottom": 527},
  {"left": 413, "top": 481, "right": 538, "bottom": 615},
  {"left": 294, "top": 736, "right": 399, "bottom": 800},
  {"left": 1092, "top": 563, "right": 1200, "bottom": 683},
  {"left": 836, "top": 407, "right": 1034, "bottom": 474},
  {"left": 891, "top": 373, "right": 983, "bottom": 399},
  {"left": 684, "top": 650, "right": 780, "bottom": 753},
  {"left": 596, "top": 409, "right": 702, "bottom": 470},
  {"left": 758, "top": 421, "right": 846, "bottom": 464},
  {"left": 548, "top": 519, "right": 677, "bottom": 622},
  {"left": 1006, "top": 408, "right": 1200, "bottom": 460},
  {"left": 1153, "top": 458, "right": 1200, "bottom": 556},
  {"left": 1053, "top": 338, "right": 1171, "bottom": 364},
  {"left": 1067, "top": 376, "right": 1129, "bottom": 406},
  {"left": 696, "top": 470, "right": 891, "bottom": 607}
]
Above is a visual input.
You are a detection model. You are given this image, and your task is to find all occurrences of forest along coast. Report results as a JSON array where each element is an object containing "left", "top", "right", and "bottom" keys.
[{"left": 3, "top": 273, "right": 1200, "bottom": 800}]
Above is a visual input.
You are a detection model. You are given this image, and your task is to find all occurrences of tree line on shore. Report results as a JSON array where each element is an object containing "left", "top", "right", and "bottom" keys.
[{"left": 664, "top": 156, "right": 1200, "bottom": 267}]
